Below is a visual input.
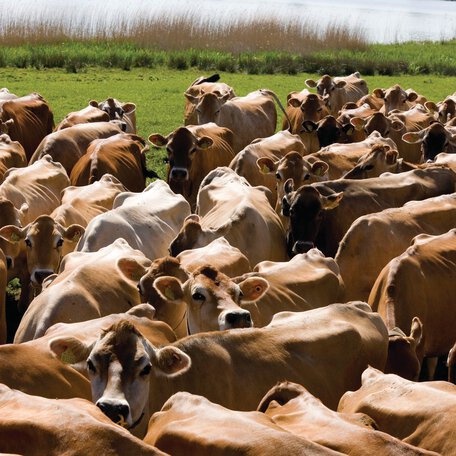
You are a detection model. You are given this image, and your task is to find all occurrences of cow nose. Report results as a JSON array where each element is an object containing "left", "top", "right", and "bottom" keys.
[
  {"left": 293, "top": 241, "right": 314, "bottom": 254},
  {"left": 225, "top": 311, "right": 252, "bottom": 329},
  {"left": 33, "top": 269, "right": 54, "bottom": 285},
  {"left": 170, "top": 168, "right": 188, "bottom": 181},
  {"left": 96, "top": 401, "right": 130, "bottom": 425}
]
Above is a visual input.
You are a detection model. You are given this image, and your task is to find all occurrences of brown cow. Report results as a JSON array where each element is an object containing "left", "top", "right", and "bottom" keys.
[
  {"left": 339, "top": 367, "right": 456, "bottom": 456},
  {"left": 70, "top": 132, "right": 156, "bottom": 192},
  {"left": 1, "top": 93, "right": 54, "bottom": 160},
  {"left": 0, "top": 129, "right": 27, "bottom": 182},
  {"left": 258, "top": 381, "right": 437, "bottom": 456},
  {"left": 149, "top": 123, "right": 235, "bottom": 209},
  {"left": 373, "top": 84, "right": 421, "bottom": 114},
  {"left": 0, "top": 248, "right": 6, "bottom": 344},
  {"left": 55, "top": 102, "right": 110, "bottom": 130}
]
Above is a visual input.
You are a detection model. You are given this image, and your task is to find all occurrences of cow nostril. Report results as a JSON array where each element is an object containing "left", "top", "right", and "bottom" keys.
[
  {"left": 97, "top": 401, "right": 130, "bottom": 424},
  {"left": 226, "top": 311, "right": 252, "bottom": 328},
  {"left": 170, "top": 168, "right": 188, "bottom": 181},
  {"left": 34, "top": 270, "right": 53, "bottom": 285}
]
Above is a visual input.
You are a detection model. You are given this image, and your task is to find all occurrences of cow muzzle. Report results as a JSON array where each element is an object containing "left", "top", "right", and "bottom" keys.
[
  {"left": 31, "top": 269, "right": 54, "bottom": 286},
  {"left": 292, "top": 241, "right": 314, "bottom": 255},
  {"left": 221, "top": 310, "right": 253, "bottom": 330},
  {"left": 96, "top": 399, "right": 130, "bottom": 427},
  {"left": 170, "top": 167, "right": 189, "bottom": 181}
]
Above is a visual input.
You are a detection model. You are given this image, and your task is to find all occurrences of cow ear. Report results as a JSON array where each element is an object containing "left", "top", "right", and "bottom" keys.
[
  {"left": 311, "top": 161, "right": 329, "bottom": 176},
  {"left": 424, "top": 101, "right": 438, "bottom": 113},
  {"left": 373, "top": 88, "right": 385, "bottom": 99},
  {"left": 239, "top": 277, "right": 269, "bottom": 303},
  {"left": 89, "top": 100, "right": 98, "bottom": 107},
  {"left": 49, "top": 336, "right": 92, "bottom": 364},
  {"left": 305, "top": 79, "right": 317, "bottom": 88},
  {"left": 350, "top": 117, "right": 366, "bottom": 131},
  {"left": 284, "top": 178, "right": 294, "bottom": 195},
  {"left": 63, "top": 224, "right": 85, "bottom": 243},
  {"left": 4, "top": 119, "right": 14, "bottom": 127},
  {"left": 402, "top": 132, "right": 423, "bottom": 144},
  {"left": 184, "top": 92, "right": 199, "bottom": 104},
  {"left": 117, "top": 258, "right": 148, "bottom": 282},
  {"left": 152, "top": 346, "right": 191, "bottom": 377},
  {"left": 149, "top": 134, "right": 167, "bottom": 147},
  {"left": 122, "top": 102, "right": 136, "bottom": 114},
  {"left": 385, "top": 149, "right": 398, "bottom": 165},
  {"left": 153, "top": 276, "right": 184, "bottom": 302},
  {"left": 410, "top": 317, "right": 423, "bottom": 347},
  {"left": 288, "top": 97, "right": 301, "bottom": 108},
  {"left": 197, "top": 136, "right": 213, "bottom": 150},
  {"left": 0, "top": 225, "right": 26, "bottom": 243},
  {"left": 257, "top": 157, "right": 276, "bottom": 174},
  {"left": 334, "top": 80, "right": 347, "bottom": 89},
  {"left": 301, "top": 120, "right": 318, "bottom": 133},
  {"left": 390, "top": 119, "right": 404, "bottom": 131},
  {"left": 343, "top": 123, "right": 355, "bottom": 136},
  {"left": 184, "top": 214, "right": 200, "bottom": 224},
  {"left": 322, "top": 191, "right": 343, "bottom": 210},
  {"left": 407, "top": 91, "right": 418, "bottom": 102}
]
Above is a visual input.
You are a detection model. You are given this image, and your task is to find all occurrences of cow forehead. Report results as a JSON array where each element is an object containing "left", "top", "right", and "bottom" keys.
[
  {"left": 190, "top": 268, "right": 237, "bottom": 295},
  {"left": 168, "top": 128, "right": 196, "bottom": 151}
]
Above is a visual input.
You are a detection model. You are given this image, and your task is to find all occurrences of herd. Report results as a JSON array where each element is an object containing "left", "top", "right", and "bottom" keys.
[{"left": 0, "top": 71, "right": 455, "bottom": 455}]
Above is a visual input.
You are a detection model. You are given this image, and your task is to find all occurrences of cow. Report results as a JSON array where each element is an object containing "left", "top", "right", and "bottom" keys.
[
  {"left": 337, "top": 102, "right": 378, "bottom": 142},
  {"left": 448, "top": 341, "right": 456, "bottom": 382},
  {"left": 229, "top": 130, "right": 306, "bottom": 206},
  {"left": 76, "top": 180, "right": 191, "bottom": 261},
  {"left": 0, "top": 127, "right": 27, "bottom": 182},
  {"left": 96, "top": 97, "right": 137, "bottom": 133},
  {"left": 282, "top": 167, "right": 456, "bottom": 257},
  {"left": 70, "top": 132, "right": 156, "bottom": 192},
  {"left": 373, "top": 84, "right": 421, "bottom": 114},
  {"left": 338, "top": 367, "right": 456, "bottom": 456},
  {"left": 49, "top": 302, "right": 388, "bottom": 436},
  {"left": 235, "top": 249, "right": 345, "bottom": 327},
  {"left": 0, "top": 384, "right": 165, "bottom": 456},
  {"left": 145, "top": 391, "right": 341, "bottom": 455},
  {"left": 0, "top": 87, "right": 18, "bottom": 107},
  {"left": 369, "top": 229, "right": 456, "bottom": 379},
  {"left": 55, "top": 102, "right": 110, "bottom": 130},
  {"left": 305, "top": 72, "right": 368, "bottom": 116},
  {"left": 149, "top": 123, "right": 235, "bottom": 209},
  {"left": 355, "top": 93, "right": 384, "bottom": 111},
  {"left": 336, "top": 193, "right": 456, "bottom": 302},
  {"left": 0, "top": 248, "right": 6, "bottom": 344},
  {"left": 434, "top": 152, "right": 456, "bottom": 172},
  {"left": 29, "top": 121, "right": 124, "bottom": 176},
  {"left": 14, "top": 238, "right": 152, "bottom": 342},
  {"left": 0, "top": 93, "right": 54, "bottom": 160},
  {"left": 169, "top": 167, "right": 288, "bottom": 266},
  {"left": 192, "top": 89, "right": 277, "bottom": 152},
  {"left": 403, "top": 121, "right": 456, "bottom": 162},
  {"left": 183, "top": 73, "right": 236, "bottom": 125},
  {"left": 257, "top": 382, "right": 437, "bottom": 456},
  {"left": 425, "top": 94, "right": 456, "bottom": 123},
  {"left": 300, "top": 115, "right": 356, "bottom": 149}
]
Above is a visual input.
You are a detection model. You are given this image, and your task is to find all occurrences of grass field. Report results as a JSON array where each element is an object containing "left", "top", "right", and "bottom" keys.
[{"left": 3, "top": 67, "right": 456, "bottom": 177}]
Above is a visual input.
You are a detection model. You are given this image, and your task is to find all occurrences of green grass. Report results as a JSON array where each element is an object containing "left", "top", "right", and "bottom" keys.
[{"left": 2, "top": 67, "right": 456, "bottom": 177}]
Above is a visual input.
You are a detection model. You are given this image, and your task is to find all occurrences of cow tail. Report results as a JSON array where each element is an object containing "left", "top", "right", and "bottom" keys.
[
  {"left": 256, "top": 382, "right": 302, "bottom": 413},
  {"left": 259, "top": 89, "right": 292, "bottom": 131},
  {"left": 89, "top": 153, "right": 99, "bottom": 184}
]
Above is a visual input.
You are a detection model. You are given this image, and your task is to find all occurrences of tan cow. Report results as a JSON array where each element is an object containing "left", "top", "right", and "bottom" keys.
[
  {"left": 0, "top": 129, "right": 27, "bottom": 182},
  {"left": 1, "top": 92, "right": 54, "bottom": 160},
  {"left": 14, "top": 238, "right": 152, "bottom": 342},
  {"left": 184, "top": 73, "right": 236, "bottom": 125},
  {"left": 146, "top": 391, "right": 342, "bottom": 455},
  {"left": 77, "top": 180, "right": 191, "bottom": 260},
  {"left": 29, "top": 121, "right": 123, "bottom": 176},
  {"left": 434, "top": 151, "right": 456, "bottom": 172},
  {"left": 426, "top": 93, "right": 456, "bottom": 123},
  {"left": 70, "top": 132, "right": 156, "bottom": 192},
  {"left": 96, "top": 97, "right": 137, "bottom": 133},
  {"left": 369, "top": 229, "right": 456, "bottom": 378},
  {"left": 305, "top": 72, "right": 368, "bottom": 116},
  {"left": 149, "top": 123, "right": 235, "bottom": 209},
  {"left": 373, "top": 84, "right": 421, "bottom": 114},
  {"left": 339, "top": 367, "right": 456, "bottom": 456},
  {"left": 336, "top": 193, "right": 456, "bottom": 302},
  {"left": 193, "top": 89, "right": 277, "bottom": 152},
  {"left": 258, "top": 382, "right": 437, "bottom": 456},
  {"left": 0, "top": 384, "right": 165, "bottom": 456},
  {"left": 229, "top": 130, "right": 306, "bottom": 206},
  {"left": 55, "top": 102, "right": 110, "bottom": 130},
  {"left": 169, "top": 167, "right": 288, "bottom": 266}
]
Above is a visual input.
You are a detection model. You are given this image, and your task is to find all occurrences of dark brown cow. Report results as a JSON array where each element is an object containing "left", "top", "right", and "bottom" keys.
[
  {"left": 70, "top": 133, "right": 156, "bottom": 192},
  {"left": 149, "top": 123, "right": 235, "bottom": 209},
  {"left": 0, "top": 93, "right": 54, "bottom": 160},
  {"left": 55, "top": 102, "right": 109, "bottom": 130}
]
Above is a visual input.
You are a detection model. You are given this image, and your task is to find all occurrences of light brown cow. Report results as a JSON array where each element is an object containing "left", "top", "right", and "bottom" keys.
[
  {"left": 336, "top": 193, "right": 456, "bottom": 302},
  {"left": 373, "top": 84, "right": 421, "bottom": 114},
  {"left": 96, "top": 97, "right": 137, "bottom": 133},
  {"left": 258, "top": 382, "right": 437, "bottom": 456},
  {"left": 149, "top": 123, "right": 235, "bottom": 209},
  {"left": 426, "top": 93, "right": 456, "bottom": 123},
  {"left": 0, "top": 384, "right": 165, "bottom": 456},
  {"left": 55, "top": 102, "right": 110, "bottom": 130},
  {"left": 300, "top": 115, "right": 356, "bottom": 149},
  {"left": 193, "top": 89, "right": 277, "bottom": 152},
  {"left": 169, "top": 167, "right": 288, "bottom": 266},
  {"left": 356, "top": 93, "right": 384, "bottom": 111},
  {"left": 70, "top": 132, "right": 155, "bottom": 192},
  {"left": 29, "top": 121, "right": 123, "bottom": 176},
  {"left": 339, "top": 367, "right": 456, "bottom": 456},
  {"left": 369, "top": 229, "right": 456, "bottom": 378},
  {"left": 184, "top": 73, "right": 236, "bottom": 125},
  {"left": 146, "top": 391, "right": 342, "bottom": 456},
  {"left": 305, "top": 72, "right": 368, "bottom": 116},
  {"left": 1, "top": 92, "right": 54, "bottom": 160},
  {"left": 0, "top": 129, "right": 27, "bottom": 182},
  {"left": 337, "top": 102, "right": 378, "bottom": 142},
  {"left": 434, "top": 151, "right": 456, "bottom": 172}
]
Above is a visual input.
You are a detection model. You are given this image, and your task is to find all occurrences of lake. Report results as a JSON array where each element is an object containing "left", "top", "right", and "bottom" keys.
[{"left": 1, "top": 0, "right": 456, "bottom": 43}]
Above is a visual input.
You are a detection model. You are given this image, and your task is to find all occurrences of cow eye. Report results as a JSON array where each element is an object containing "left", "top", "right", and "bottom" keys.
[
  {"left": 140, "top": 364, "right": 152, "bottom": 376},
  {"left": 25, "top": 239, "right": 32, "bottom": 248},
  {"left": 192, "top": 292, "right": 205, "bottom": 301},
  {"left": 275, "top": 173, "right": 282, "bottom": 181},
  {"left": 87, "top": 359, "right": 96, "bottom": 373},
  {"left": 304, "top": 173, "right": 310, "bottom": 180},
  {"left": 56, "top": 238, "right": 63, "bottom": 248},
  {"left": 364, "top": 164, "right": 374, "bottom": 171}
]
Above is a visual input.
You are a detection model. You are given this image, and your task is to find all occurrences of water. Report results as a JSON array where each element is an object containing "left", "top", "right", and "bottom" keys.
[{"left": 0, "top": 0, "right": 455, "bottom": 43}]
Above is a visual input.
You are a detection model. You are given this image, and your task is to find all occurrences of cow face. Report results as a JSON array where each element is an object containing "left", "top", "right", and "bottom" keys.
[
  {"left": 194, "top": 92, "right": 230, "bottom": 124},
  {"left": 343, "top": 145, "right": 398, "bottom": 179},
  {"left": 282, "top": 183, "right": 343, "bottom": 257},
  {"left": 302, "top": 115, "right": 354, "bottom": 147},
  {"left": 373, "top": 85, "right": 418, "bottom": 115},
  {"left": 154, "top": 265, "right": 268, "bottom": 333},
  {"left": 287, "top": 91, "right": 329, "bottom": 125},
  {"left": 352, "top": 111, "right": 404, "bottom": 138},
  {"left": 149, "top": 128, "right": 213, "bottom": 183}
]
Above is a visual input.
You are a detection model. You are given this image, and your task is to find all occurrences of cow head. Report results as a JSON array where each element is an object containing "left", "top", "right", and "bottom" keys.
[
  {"left": 0, "top": 215, "right": 84, "bottom": 287},
  {"left": 49, "top": 320, "right": 191, "bottom": 430},
  {"left": 0, "top": 119, "right": 14, "bottom": 134},
  {"left": 149, "top": 128, "right": 213, "bottom": 184},
  {"left": 194, "top": 92, "right": 231, "bottom": 124},
  {"left": 153, "top": 265, "right": 268, "bottom": 333},
  {"left": 287, "top": 91, "right": 330, "bottom": 124},
  {"left": 282, "top": 183, "right": 343, "bottom": 257},
  {"left": 302, "top": 115, "right": 354, "bottom": 147},
  {"left": 373, "top": 85, "right": 418, "bottom": 115},
  {"left": 305, "top": 74, "right": 346, "bottom": 98},
  {"left": 351, "top": 111, "right": 404, "bottom": 138}
]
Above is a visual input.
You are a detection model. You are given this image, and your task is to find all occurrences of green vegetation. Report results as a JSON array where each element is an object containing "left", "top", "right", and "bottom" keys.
[{"left": 3, "top": 67, "right": 456, "bottom": 178}]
